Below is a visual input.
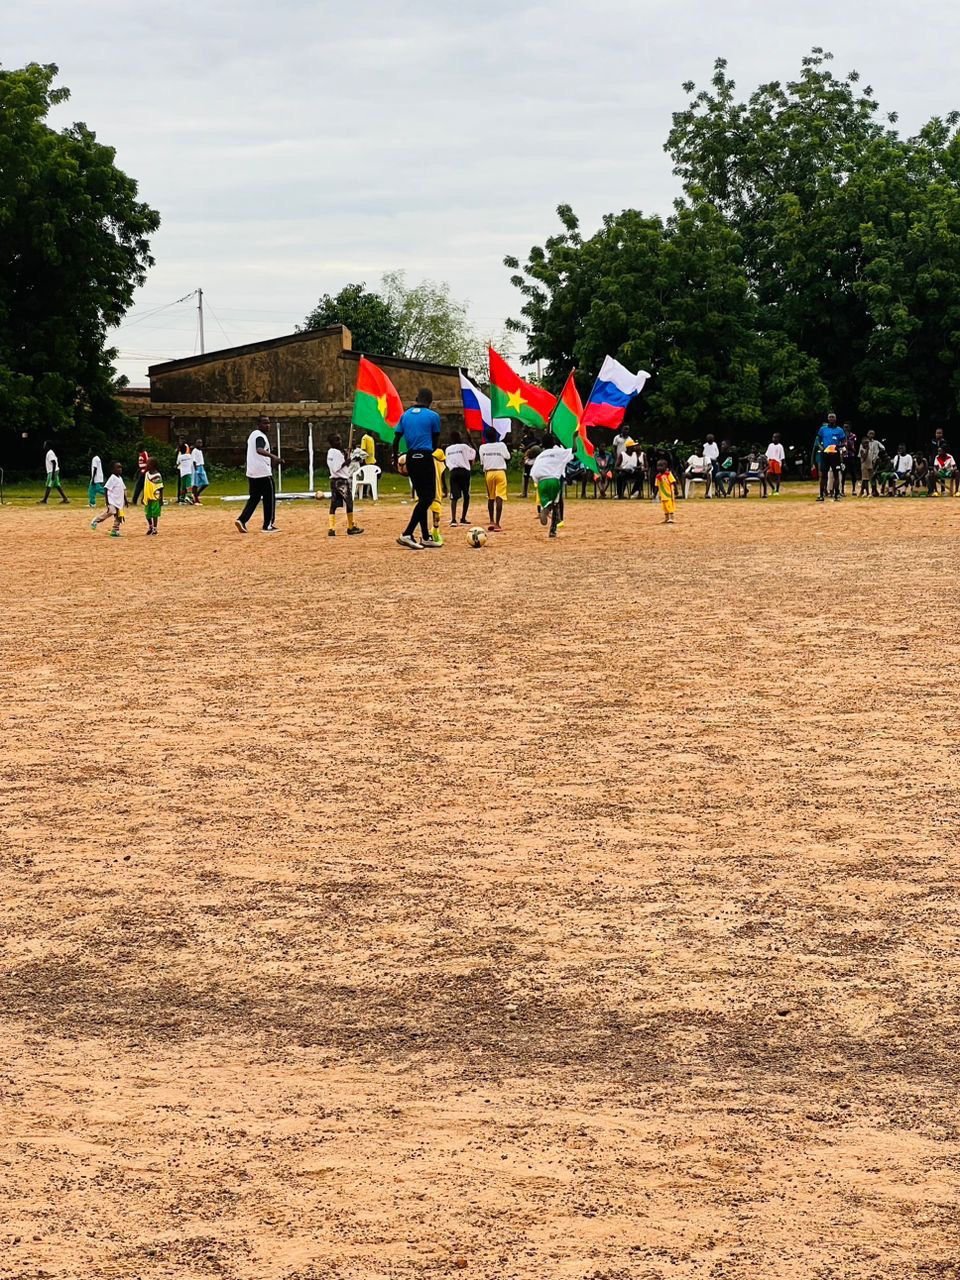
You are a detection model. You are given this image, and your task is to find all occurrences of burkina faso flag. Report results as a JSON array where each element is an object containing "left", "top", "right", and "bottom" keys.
[
  {"left": 488, "top": 347, "right": 557, "bottom": 429},
  {"left": 351, "top": 356, "right": 403, "bottom": 443},
  {"left": 550, "top": 370, "right": 598, "bottom": 473}
]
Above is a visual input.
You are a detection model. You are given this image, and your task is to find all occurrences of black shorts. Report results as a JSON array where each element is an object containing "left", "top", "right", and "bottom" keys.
[
  {"left": 450, "top": 467, "right": 471, "bottom": 500},
  {"left": 330, "top": 476, "right": 353, "bottom": 513}
]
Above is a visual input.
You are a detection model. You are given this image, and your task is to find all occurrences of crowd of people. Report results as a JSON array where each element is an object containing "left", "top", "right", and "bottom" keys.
[{"left": 64, "top": 402, "right": 957, "bottom": 542}]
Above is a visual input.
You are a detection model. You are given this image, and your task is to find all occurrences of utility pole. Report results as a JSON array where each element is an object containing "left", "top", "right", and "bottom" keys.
[{"left": 197, "top": 287, "right": 205, "bottom": 354}]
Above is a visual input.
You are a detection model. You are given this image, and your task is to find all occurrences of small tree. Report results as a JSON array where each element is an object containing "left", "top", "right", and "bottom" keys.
[{"left": 299, "top": 282, "right": 402, "bottom": 357}]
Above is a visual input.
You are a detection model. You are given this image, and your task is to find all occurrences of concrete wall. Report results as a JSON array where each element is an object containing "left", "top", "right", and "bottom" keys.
[{"left": 150, "top": 329, "right": 353, "bottom": 406}]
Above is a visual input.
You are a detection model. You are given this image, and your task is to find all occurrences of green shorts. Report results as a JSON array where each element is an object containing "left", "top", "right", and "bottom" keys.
[
  {"left": 145, "top": 499, "right": 162, "bottom": 520},
  {"left": 537, "top": 477, "right": 562, "bottom": 506},
  {"left": 45, "top": 471, "right": 60, "bottom": 488}
]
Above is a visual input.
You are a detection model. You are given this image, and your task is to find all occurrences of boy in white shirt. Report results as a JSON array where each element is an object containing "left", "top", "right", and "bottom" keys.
[
  {"left": 326, "top": 434, "right": 363, "bottom": 537},
  {"left": 478, "top": 427, "right": 511, "bottom": 531},
  {"left": 765, "top": 433, "right": 786, "bottom": 494},
  {"left": 529, "top": 434, "right": 573, "bottom": 538},
  {"left": 444, "top": 430, "right": 476, "bottom": 526},
  {"left": 41, "top": 442, "right": 69, "bottom": 504},
  {"left": 90, "top": 462, "right": 127, "bottom": 537},
  {"left": 88, "top": 454, "right": 105, "bottom": 507},
  {"left": 176, "top": 441, "right": 194, "bottom": 504},
  {"left": 190, "top": 438, "right": 209, "bottom": 503}
]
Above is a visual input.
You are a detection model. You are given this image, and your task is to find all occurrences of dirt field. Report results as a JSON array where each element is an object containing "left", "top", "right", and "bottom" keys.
[{"left": 2, "top": 493, "right": 959, "bottom": 1280}]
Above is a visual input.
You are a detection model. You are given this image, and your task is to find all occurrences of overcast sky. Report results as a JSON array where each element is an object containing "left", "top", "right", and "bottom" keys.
[{"left": 7, "top": 0, "right": 960, "bottom": 383}]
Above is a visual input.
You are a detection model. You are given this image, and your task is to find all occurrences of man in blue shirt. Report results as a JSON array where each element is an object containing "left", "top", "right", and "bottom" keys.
[
  {"left": 392, "top": 388, "right": 442, "bottom": 550},
  {"left": 814, "top": 413, "right": 846, "bottom": 502}
]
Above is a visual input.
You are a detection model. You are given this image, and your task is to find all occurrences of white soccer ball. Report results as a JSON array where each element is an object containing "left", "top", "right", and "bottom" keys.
[{"left": 467, "top": 527, "right": 488, "bottom": 548}]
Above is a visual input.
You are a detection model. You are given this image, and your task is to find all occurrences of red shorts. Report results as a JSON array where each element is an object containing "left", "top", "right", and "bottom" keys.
[{"left": 767, "top": 459, "right": 782, "bottom": 476}]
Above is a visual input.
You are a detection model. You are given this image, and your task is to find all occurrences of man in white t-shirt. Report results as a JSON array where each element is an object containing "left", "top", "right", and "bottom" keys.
[
  {"left": 40, "top": 441, "right": 69, "bottom": 504},
  {"left": 444, "top": 430, "right": 477, "bottom": 525},
  {"left": 478, "top": 428, "right": 511, "bottom": 531},
  {"left": 765, "top": 433, "right": 786, "bottom": 494},
  {"left": 88, "top": 454, "right": 105, "bottom": 507},
  {"left": 235, "top": 416, "right": 281, "bottom": 533}
]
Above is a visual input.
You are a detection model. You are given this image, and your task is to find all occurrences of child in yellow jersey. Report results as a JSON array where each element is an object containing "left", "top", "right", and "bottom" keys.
[
  {"left": 429, "top": 447, "right": 446, "bottom": 544},
  {"left": 655, "top": 458, "right": 677, "bottom": 524},
  {"left": 143, "top": 460, "right": 164, "bottom": 535}
]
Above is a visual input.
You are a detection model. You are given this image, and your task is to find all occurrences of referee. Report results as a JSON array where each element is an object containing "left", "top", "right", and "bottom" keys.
[{"left": 393, "top": 389, "right": 442, "bottom": 550}]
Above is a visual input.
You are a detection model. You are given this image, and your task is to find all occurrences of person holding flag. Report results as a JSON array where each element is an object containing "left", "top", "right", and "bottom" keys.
[{"left": 530, "top": 434, "right": 573, "bottom": 538}]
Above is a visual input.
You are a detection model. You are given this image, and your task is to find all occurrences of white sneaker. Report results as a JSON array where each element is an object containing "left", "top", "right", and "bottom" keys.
[{"left": 397, "top": 534, "right": 423, "bottom": 550}]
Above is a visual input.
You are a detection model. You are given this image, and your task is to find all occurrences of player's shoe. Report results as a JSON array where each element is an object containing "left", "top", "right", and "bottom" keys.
[
  {"left": 109, "top": 530, "right": 121, "bottom": 538},
  {"left": 538, "top": 503, "right": 552, "bottom": 527},
  {"left": 328, "top": 529, "right": 336, "bottom": 537},
  {"left": 235, "top": 518, "right": 247, "bottom": 533},
  {"left": 347, "top": 527, "right": 364, "bottom": 536},
  {"left": 419, "top": 536, "right": 442, "bottom": 548},
  {"left": 431, "top": 530, "right": 444, "bottom": 544},
  {"left": 397, "top": 535, "right": 423, "bottom": 550},
  {"left": 89, "top": 519, "right": 98, "bottom": 530}
]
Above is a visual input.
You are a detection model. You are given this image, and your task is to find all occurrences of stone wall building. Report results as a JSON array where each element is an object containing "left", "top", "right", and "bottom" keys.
[{"left": 139, "top": 325, "right": 465, "bottom": 467}]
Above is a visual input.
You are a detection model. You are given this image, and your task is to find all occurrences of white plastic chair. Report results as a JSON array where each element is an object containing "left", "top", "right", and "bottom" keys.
[{"left": 352, "top": 464, "right": 381, "bottom": 501}]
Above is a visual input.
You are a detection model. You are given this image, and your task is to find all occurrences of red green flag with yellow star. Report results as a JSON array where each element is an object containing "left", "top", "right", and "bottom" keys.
[
  {"left": 550, "top": 370, "right": 598, "bottom": 473},
  {"left": 488, "top": 347, "right": 557, "bottom": 429},
  {"left": 352, "top": 356, "right": 404, "bottom": 443}
]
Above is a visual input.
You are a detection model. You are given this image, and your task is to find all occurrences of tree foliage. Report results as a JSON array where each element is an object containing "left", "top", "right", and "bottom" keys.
[
  {"left": 0, "top": 62, "right": 160, "bottom": 438},
  {"left": 509, "top": 49, "right": 960, "bottom": 437},
  {"left": 301, "top": 272, "right": 502, "bottom": 373},
  {"left": 299, "top": 281, "right": 403, "bottom": 357},
  {"left": 506, "top": 203, "right": 824, "bottom": 435}
]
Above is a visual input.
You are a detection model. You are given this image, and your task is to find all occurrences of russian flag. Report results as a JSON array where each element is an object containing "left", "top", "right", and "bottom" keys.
[
  {"left": 459, "top": 370, "right": 510, "bottom": 440},
  {"left": 582, "top": 356, "right": 651, "bottom": 429}
]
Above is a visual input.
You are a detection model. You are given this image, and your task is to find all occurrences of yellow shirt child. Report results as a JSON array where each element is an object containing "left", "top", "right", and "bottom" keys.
[{"left": 655, "top": 467, "right": 677, "bottom": 522}]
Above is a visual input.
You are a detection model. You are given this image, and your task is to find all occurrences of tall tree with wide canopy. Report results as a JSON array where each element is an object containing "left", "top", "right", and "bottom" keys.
[
  {"left": 505, "top": 203, "right": 825, "bottom": 437},
  {"left": 0, "top": 62, "right": 160, "bottom": 439}
]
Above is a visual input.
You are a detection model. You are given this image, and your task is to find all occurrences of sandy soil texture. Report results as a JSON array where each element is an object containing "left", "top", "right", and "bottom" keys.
[{"left": 1, "top": 493, "right": 959, "bottom": 1280}]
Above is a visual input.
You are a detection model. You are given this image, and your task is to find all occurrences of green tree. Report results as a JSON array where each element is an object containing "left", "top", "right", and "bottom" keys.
[
  {"left": 0, "top": 62, "right": 160, "bottom": 443},
  {"left": 506, "top": 203, "right": 824, "bottom": 437},
  {"left": 664, "top": 48, "right": 960, "bottom": 429},
  {"left": 299, "top": 282, "right": 403, "bottom": 357},
  {"left": 382, "top": 270, "right": 501, "bottom": 370}
]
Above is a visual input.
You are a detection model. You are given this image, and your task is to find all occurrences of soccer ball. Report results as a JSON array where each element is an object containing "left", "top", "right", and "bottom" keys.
[
  {"left": 467, "top": 527, "right": 487, "bottom": 548},
  {"left": 397, "top": 453, "right": 408, "bottom": 475}
]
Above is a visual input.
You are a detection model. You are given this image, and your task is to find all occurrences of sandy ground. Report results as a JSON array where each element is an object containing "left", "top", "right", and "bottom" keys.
[{"left": 1, "top": 491, "right": 959, "bottom": 1280}]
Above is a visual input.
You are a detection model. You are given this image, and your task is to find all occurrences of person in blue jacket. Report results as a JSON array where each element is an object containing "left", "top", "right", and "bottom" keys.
[{"left": 814, "top": 413, "right": 847, "bottom": 502}]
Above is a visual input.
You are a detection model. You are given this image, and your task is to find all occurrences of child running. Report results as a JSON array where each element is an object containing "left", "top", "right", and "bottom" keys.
[
  {"left": 655, "top": 457, "right": 677, "bottom": 524},
  {"left": 143, "top": 459, "right": 164, "bottom": 535},
  {"left": 326, "top": 434, "right": 363, "bottom": 537},
  {"left": 90, "top": 463, "right": 127, "bottom": 537},
  {"left": 529, "top": 433, "right": 572, "bottom": 538}
]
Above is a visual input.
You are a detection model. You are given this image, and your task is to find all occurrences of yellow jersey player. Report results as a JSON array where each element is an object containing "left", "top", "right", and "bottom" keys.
[{"left": 655, "top": 458, "right": 677, "bottom": 524}]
